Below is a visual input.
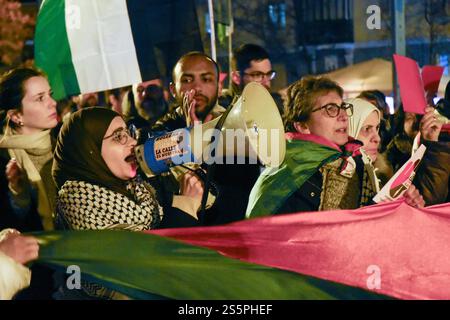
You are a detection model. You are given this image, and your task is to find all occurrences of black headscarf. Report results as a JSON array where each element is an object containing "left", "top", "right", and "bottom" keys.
[{"left": 52, "top": 107, "right": 131, "bottom": 197}]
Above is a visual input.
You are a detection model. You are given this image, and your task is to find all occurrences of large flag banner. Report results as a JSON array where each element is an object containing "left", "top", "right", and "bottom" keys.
[
  {"left": 34, "top": 0, "right": 203, "bottom": 100},
  {"left": 35, "top": 201, "right": 450, "bottom": 299},
  {"left": 151, "top": 200, "right": 450, "bottom": 300},
  {"left": 35, "top": 229, "right": 385, "bottom": 300}
]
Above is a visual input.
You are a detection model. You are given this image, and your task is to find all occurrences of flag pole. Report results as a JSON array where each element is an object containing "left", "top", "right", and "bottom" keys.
[
  {"left": 392, "top": 0, "right": 405, "bottom": 112},
  {"left": 227, "top": 0, "right": 234, "bottom": 78},
  {"left": 207, "top": 0, "right": 217, "bottom": 61}
]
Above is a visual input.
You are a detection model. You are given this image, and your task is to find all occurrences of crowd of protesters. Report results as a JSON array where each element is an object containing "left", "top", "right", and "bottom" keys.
[{"left": 1, "top": 43, "right": 449, "bottom": 299}]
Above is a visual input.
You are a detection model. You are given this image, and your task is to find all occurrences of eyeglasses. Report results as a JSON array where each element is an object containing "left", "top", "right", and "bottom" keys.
[
  {"left": 103, "top": 127, "right": 136, "bottom": 145},
  {"left": 311, "top": 102, "right": 354, "bottom": 118},
  {"left": 243, "top": 70, "right": 276, "bottom": 81}
]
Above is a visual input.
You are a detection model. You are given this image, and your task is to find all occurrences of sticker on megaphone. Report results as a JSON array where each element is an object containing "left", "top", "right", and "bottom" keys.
[
  {"left": 154, "top": 130, "right": 188, "bottom": 161},
  {"left": 135, "top": 128, "right": 196, "bottom": 177}
]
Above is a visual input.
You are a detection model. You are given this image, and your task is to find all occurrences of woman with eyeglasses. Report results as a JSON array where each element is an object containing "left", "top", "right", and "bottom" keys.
[
  {"left": 246, "top": 76, "right": 423, "bottom": 218},
  {"left": 52, "top": 107, "right": 204, "bottom": 299},
  {"left": 52, "top": 107, "right": 204, "bottom": 231}
]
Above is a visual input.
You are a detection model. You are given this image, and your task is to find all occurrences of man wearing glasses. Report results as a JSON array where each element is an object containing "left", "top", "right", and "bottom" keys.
[
  {"left": 220, "top": 44, "right": 283, "bottom": 113},
  {"left": 231, "top": 44, "right": 275, "bottom": 92}
]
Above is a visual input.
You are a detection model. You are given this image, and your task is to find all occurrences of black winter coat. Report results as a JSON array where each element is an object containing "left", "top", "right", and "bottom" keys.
[{"left": 414, "top": 133, "right": 450, "bottom": 205}]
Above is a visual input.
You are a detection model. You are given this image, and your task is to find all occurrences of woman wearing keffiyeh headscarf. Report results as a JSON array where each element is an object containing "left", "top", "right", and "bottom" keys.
[
  {"left": 51, "top": 107, "right": 204, "bottom": 299},
  {"left": 52, "top": 107, "right": 204, "bottom": 231}
]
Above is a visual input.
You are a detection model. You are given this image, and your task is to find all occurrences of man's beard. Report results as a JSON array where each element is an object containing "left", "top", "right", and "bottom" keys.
[{"left": 180, "top": 92, "right": 218, "bottom": 121}]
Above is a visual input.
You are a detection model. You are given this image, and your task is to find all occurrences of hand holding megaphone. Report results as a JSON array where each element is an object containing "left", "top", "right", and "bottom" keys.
[{"left": 179, "top": 169, "right": 204, "bottom": 199}]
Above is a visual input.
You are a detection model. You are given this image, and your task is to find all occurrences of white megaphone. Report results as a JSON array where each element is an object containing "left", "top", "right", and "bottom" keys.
[{"left": 135, "top": 82, "right": 286, "bottom": 177}]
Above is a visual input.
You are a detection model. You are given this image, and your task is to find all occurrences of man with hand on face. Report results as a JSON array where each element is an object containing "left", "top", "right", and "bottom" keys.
[
  {"left": 148, "top": 52, "right": 261, "bottom": 225},
  {"left": 152, "top": 52, "right": 225, "bottom": 132}
]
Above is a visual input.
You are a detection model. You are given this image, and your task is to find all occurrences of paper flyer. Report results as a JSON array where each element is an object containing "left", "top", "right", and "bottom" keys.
[{"left": 373, "top": 144, "right": 427, "bottom": 203}]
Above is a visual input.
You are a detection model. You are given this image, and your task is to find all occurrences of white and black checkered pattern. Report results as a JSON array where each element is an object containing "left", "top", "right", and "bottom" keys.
[{"left": 55, "top": 180, "right": 163, "bottom": 231}]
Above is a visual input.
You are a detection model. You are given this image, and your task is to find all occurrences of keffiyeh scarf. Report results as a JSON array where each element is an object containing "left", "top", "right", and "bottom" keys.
[{"left": 55, "top": 179, "right": 163, "bottom": 231}]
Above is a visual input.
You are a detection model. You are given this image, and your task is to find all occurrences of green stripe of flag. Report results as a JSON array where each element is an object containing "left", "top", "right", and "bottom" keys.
[
  {"left": 35, "top": 0, "right": 80, "bottom": 100},
  {"left": 34, "top": 230, "right": 388, "bottom": 300}
]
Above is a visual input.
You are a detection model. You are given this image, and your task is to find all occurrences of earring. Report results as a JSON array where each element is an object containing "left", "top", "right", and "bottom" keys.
[{"left": 18, "top": 121, "right": 24, "bottom": 127}]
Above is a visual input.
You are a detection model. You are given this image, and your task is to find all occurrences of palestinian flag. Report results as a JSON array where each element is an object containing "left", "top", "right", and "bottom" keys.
[
  {"left": 34, "top": 0, "right": 203, "bottom": 100},
  {"left": 36, "top": 230, "right": 385, "bottom": 300},
  {"left": 34, "top": 201, "right": 450, "bottom": 299}
]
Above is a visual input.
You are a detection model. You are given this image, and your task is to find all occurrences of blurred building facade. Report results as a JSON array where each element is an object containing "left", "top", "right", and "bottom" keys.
[
  {"left": 8, "top": 0, "right": 450, "bottom": 94},
  {"left": 196, "top": 0, "right": 450, "bottom": 92}
]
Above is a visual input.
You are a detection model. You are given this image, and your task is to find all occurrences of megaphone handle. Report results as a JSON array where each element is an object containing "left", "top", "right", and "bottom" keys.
[
  {"left": 179, "top": 164, "right": 218, "bottom": 225},
  {"left": 193, "top": 168, "right": 219, "bottom": 197},
  {"left": 179, "top": 165, "right": 219, "bottom": 198},
  {"left": 199, "top": 163, "right": 215, "bottom": 224},
  {"left": 179, "top": 165, "right": 219, "bottom": 227}
]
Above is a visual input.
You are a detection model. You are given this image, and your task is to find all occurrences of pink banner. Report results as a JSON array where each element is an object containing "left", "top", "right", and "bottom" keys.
[
  {"left": 393, "top": 54, "right": 427, "bottom": 114},
  {"left": 150, "top": 200, "right": 450, "bottom": 300}
]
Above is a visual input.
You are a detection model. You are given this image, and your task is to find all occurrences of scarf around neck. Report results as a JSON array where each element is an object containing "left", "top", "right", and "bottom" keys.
[
  {"left": 0, "top": 129, "right": 54, "bottom": 230},
  {"left": 56, "top": 179, "right": 163, "bottom": 231},
  {"left": 246, "top": 132, "right": 362, "bottom": 218}
]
